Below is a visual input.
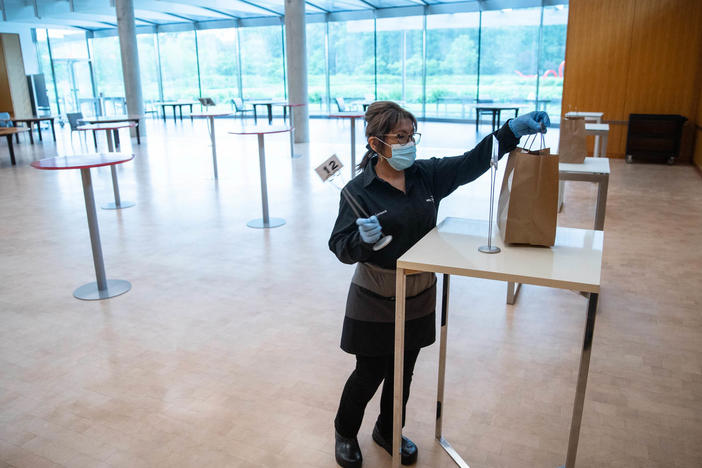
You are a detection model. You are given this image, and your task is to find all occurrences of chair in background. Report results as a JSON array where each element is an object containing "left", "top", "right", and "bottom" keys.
[
  {"left": 66, "top": 112, "right": 89, "bottom": 149},
  {"left": 335, "top": 97, "right": 348, "bottom": 112},
  {"left": 231, "top": 98, "right": 254, "bottom": 120}
]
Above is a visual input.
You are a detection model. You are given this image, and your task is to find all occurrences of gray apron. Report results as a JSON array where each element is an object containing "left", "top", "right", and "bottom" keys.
[{"left": 345, "top": 262, "right": 436, "bottom": 323}]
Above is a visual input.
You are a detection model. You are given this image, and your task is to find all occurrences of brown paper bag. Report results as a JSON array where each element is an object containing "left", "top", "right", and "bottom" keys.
[
  {"left": 497, "top": 147, "right": 559, "bottom": 246},
  {"left": 558, "top": 116, "right": 587, "bottom": 163}
]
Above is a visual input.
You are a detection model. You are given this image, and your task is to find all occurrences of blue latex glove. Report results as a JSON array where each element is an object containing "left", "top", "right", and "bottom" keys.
[
  {"left": 508, "top": 111, "right": 551, "bottom": 138},
  {"left": 356, "top": 215, "right": 382, "bottom": 244}
]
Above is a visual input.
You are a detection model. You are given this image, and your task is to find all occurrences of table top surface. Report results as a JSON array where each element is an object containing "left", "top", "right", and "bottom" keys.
[
  {"left": 397, "top": 217, "right": 603, "bottom": 293},
  {"left": 566, "top": 111, "right": 604, "bottom": 118},
  {"left": 329, "top": 112, "right": 365, "bottom": 118},
  {"left": 476, "top": 105, "right": 521, "bottom": 110},
  {"left": 281, "top": 103, "right": 306, "bottom": 108},
  {"left": 11, "top": 116, "right": 56, "bottom": 122},
  {"left": 248, "top": 100, "right": 288, "bottom": 105},
  {"left": 82, "top": 115, "right": 142, "bottom": 123},
  {"left": 0, "top": 127, "right": 29, "bottom": 134},
  {"left": 191, "top": 111, "right": 233, "bottom": 117},
  {"left": 77, "top": 122, "right": 137, "bottom": 131},
  {"left": 559, "top": 157, "right": 610, "bottom": 174},
  {"left": 228, "top": 124, "right": 292, "bottom": 135},
  {"left": 585, "top": 123, "right": 610, "bottom": 132},
  {"left": 31, "top": 153, "right": 134, "bottom": 170},
  {"left": 157, "top": 101, "right": 197, "bottom": 106}
]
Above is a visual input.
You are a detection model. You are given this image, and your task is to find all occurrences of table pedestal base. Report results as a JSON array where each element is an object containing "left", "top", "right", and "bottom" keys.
[
  {"left": 247, "top": 217, "right": 285, "bottom": 229},
  {"left": 74, "top": 279, "right": 131, "bottom": 300},
  {"left": 102, "top": 201, "right": 135, "bottom": 210}
]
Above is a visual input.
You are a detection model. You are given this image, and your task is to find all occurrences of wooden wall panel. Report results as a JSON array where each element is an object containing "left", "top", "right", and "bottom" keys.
[
  {"left": 562, "top": 0, "right": 702, "bottom": 161},
  {"left": 1, "top": 34, "right": 31, "bottom": 117},
  {"left": 0, "top": 38, "right": 12, "bottom": 114}
]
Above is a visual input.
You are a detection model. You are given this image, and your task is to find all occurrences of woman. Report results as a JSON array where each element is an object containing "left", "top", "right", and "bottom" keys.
[{"left": 329, "top": 101, "right": 549, "bottom": 467}]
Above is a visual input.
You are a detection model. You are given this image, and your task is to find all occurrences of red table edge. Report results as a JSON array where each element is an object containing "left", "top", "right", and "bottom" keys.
[
  {"left": 31, "top": 154, "right": 135, "bottom": 170},
  {"left": 228, "top": 127, "right": 293, "bottom": 135}
]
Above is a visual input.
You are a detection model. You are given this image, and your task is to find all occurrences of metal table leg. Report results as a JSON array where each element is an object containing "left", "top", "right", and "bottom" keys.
[
  {"left": 102, "top": 131, "right": 135, "bottom": 210},
  {"left": 392, "top": 268, "right": 407, "bottom": 468},
  {"left": 247, "top": 133, "right": 285, "bottom": 229},
  {"left": 50, "top": 119, "right": 56, "bottom": 141},
  {"left": 563, "top": 292, "right": 599, "bottom": 468},
  {"left": 434, "top": 274, "right": 471, "bottom": 466},
  {"left": 6, "top": 134, "right": 16, "bottom": 165},
  {"left": 27, "top": 123, "right": 34, "bottom": 144},
  {"left": 74, "top": 167, "right": 131, "bottom": 300},
  {"left": 350, "top": 118, "right": 356, "bottom": 177},
  {"left": 208, "top": 116, "right": 219, "bottom": 180},
  {"left": 506, "top": 281, "right": 522, "bottom": 305},
  {"left": 37, "top": 121, "right": 43, "bottom": 141},
  {"left": 594, "top": 176, "right": 608, "bottom": 231}
]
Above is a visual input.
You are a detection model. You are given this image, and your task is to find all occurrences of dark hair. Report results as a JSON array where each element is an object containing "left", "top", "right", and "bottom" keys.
[{"left": 358, "top": 101, "right": 418, "bottom": 170}]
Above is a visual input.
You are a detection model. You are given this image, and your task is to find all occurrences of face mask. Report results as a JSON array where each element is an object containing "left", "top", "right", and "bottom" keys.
[{"left": 381, "top": 141, "right": 416, "bottom": 171}]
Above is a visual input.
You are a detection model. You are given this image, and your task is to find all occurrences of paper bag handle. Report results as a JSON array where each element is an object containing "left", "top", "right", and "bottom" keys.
[{"left": 525, "top": 132, "right": 546, "bottom": 152}]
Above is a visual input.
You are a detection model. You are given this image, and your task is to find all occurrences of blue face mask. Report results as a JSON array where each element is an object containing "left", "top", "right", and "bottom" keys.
[{"left": 382, "top": 141, "right": 416, "bottom": 171}]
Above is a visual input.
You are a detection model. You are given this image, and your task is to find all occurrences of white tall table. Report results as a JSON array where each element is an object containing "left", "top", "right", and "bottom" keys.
[
  {"left": 393, "top": 217, "right": 603, "bottom": 468},
  {"left": 584, "top": 123, "right": 609, "bottom": 157},
  {"left": 329, "top": 112, "right": 365, "bottom": 177},
  {"left": 229, "top": 125, "right": 291, "bottom": 229},
  {"left": 508, "top": 157, "right": 610, "bottom": 304},
  {"left": 565, "top": 112, "right": 604, "bottom": 157},
  {"left": 192, "top": 111, "right": 232, "bottom": 180},
  {"left": 76, "top": 122, "right": 137, "bottom": 210}
]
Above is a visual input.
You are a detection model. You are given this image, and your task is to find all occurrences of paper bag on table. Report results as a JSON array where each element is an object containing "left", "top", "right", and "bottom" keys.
[
  {"left": 497, "top": 146, "right": 559, "bottom": 247},
  {"left": 558, "top": 116, "right": 587, "bottom": 163}
]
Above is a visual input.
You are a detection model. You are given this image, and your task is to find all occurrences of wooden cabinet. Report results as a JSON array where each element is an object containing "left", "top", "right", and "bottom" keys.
[{"left": 625, "top": 114, "right": 687, "bottom": 164}]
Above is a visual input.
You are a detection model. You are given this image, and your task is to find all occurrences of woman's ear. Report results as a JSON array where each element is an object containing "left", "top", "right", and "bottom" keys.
[{"left": 368, "top": 136, "right": 383, "bottom": 155}]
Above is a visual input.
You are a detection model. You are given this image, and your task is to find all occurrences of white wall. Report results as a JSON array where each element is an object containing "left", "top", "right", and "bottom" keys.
[{"left": 0, "top": 23, "right": 39, "bottom": 75}]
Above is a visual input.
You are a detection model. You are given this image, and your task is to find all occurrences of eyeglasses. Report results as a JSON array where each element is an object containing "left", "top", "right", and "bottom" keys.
[{"left": 383, "top": 132, "right": 421, "bottom": 145}]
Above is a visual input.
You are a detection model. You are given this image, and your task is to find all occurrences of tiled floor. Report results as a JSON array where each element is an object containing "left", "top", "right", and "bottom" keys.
[{"left": 0, "top": 117, "right": 700, "bottom": 468}]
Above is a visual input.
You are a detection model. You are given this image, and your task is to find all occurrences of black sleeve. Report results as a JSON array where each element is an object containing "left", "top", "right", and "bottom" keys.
[
  {"left": 428, "top": 122, "right": 519, "bottom": 202},
  {"left": 328, "top": 190, "right": 374, "bottom": 265}
]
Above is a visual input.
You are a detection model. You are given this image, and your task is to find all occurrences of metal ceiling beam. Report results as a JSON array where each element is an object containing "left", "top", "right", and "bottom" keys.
[
  {"left": 200, "top": 6, "right": 240, "bottom": 19},
  {"left": 356, "top": 0, "right": 378, "bottom": 9},
  {"left": 236, "top": 0, "right": 282, "bottom": 16},
  {"left": 165, "top": 12, "right": 196, "bottom": 22},
  {"left": 306, "top": 1, "right": 329, "bottom": 13}
]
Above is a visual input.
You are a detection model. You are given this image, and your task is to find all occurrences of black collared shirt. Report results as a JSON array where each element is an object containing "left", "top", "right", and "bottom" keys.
[{"left": 329, "top": 123, "right": 519, "bottom": 270}]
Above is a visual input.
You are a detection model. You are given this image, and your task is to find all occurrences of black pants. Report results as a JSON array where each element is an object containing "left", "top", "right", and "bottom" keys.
[{"left": 335, "top": 348, "right": 421, "bottom": 439}]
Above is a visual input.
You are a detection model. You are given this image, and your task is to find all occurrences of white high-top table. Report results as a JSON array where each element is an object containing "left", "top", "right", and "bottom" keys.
[
  {"left": 392, "top": 217, "right": 603, "bottom": 468},
  {"left": 584, "top": 123, "right": 609, "bottom": 157},
  {"left": 508, "top": 157, "right": 610, "bottom": 304},
  {"left": 565, "top": 112, "right": 604, "bottom": 157}
]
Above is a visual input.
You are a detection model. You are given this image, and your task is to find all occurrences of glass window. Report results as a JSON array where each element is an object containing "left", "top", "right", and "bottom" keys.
[
  {"left": 90, "top": 36, "right": 125, "bottom": 115},
  {"left": 50, "top": 30, "right": 94, "bottom": 115},
  {"left": 376, "top": 16, "right": 424, "bottom": 117},
  {"left": 425, "top": 12, "right": 480, "bottom": 119},
  {"left": 328, "top": 19, "right": 375, "bottom": 111},
  {"left": 158, "top": 30, "right": 199, "bottom": 101},
  {"left": 196, "top": 28, "right": 239, "bottom": 106},
  {"left": 307, "top": 22, "right": 327, "bottom": 114},
  {"left": 137, "top": 33, "right": 161, "bottom": 104},
  {"left": 35, "top": 29, "right": 59, "bottom": 115},
  {"left": 539, "top": 5, "right": 568, "bottom": 120},
  {"left": 239, "top": 25, "right": 285, "bottom": 100},
  {"left": 479, "top": 8, "right": 541, "bottom": 116}
]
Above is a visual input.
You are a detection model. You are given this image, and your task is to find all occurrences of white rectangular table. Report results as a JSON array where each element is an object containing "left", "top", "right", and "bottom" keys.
[
  {"left": 565, "top": 111, "right": 603, "bottom": 123},
  {"left": 584, "top": 123, "right": 609, "bottom": 157},
  {"left": 507, "top": 157, "right": 610, "bottom": 303},
  {"left": 393, "top": 217, "right": 603, "bottom": 468}
]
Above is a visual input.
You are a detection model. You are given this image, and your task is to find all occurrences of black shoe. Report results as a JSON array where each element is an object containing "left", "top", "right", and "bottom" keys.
[
  {"left": 335, "top": 430, "right": 362, "bottom": 468},
  {"left": 372, "top": 423, "right": 418, "bottom": 465}
]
